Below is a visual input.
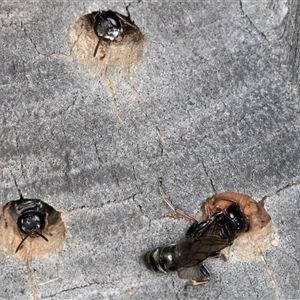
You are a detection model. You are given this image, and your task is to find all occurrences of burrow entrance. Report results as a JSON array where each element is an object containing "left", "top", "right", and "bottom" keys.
[
  {"left": 68, "top": 9, "right": 144, "bottom": 75},
  {"left": 202, "top": 192, "right": 274, "bottom": 259},
  {"left": 0, "top": 198, "right": 65, "bottom": 259}
]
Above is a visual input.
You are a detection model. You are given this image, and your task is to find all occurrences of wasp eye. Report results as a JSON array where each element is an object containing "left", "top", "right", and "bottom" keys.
[{"left": 106, "top": 16, "right": 119, "bottom": 28}]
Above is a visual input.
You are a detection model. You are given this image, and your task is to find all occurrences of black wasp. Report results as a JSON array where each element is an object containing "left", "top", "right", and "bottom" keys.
[
  {"left": 144, "top": 201, "right": 249, "bottom": 285},
  {"left": 3, "top": 194, "right": 49, "bottom": 253},
  {"left": 92, "top": 7, "right": 138, "bottom": 57}
]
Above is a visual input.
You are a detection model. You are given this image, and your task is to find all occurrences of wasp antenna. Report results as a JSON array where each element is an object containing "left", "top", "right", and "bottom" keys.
[
  {"left": 158, "top": 179, "right": 176, "bottom": 212},
  {"left": 37, "top": 232, "right": 49, "bottom": 242},
  {"left": 125, "top": 3, "right": 132, "bottom": 17},
  {"left": 15, "top": 234, "right": 30, "bottom": 253},
  {"left": 18, "top": 189, "right": 24, "bottom": 200},
  {"left": 93, "top": 39, "right": 101, "bottom": 57},
  {"left": 12, "top": 176, "right": 24, "bottom": 200}
]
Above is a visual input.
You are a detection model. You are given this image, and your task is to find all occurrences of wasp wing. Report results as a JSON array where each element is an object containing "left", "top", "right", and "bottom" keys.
[
  {"left": 177, "top": 263, "right": 210, "bottom": 280},
  {"left": 184, "top": 217, "right": 215, "bottom": 238},
  {"left": 173, "top": 217, "right": 232, "bottom": 279},
  {"left": 177, "top": 264, "right": 202, "bottom": 280}
]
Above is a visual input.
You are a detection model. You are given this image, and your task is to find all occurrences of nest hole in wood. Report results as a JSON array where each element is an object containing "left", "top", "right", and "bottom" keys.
[
  {"left": 202, "top": 192, "right": 274, "bottom": 260},
  {"left": 0, "top": 198, "right": 65, "bottom": 259},
  {"left": 68, "top": 10, "right": 144, "bottom": 75}
]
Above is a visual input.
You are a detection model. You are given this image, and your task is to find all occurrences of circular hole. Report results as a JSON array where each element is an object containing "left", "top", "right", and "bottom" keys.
[
  {"left": 202, "top": 192, "right": 271, "bottom": 233},
  {"left": 0, "top": 197, "right": 65, "bottom": 259},
  {"left": 202, "top": 192, "right": 274, "bottom": 260},
  {"left": 68, "top": 9, "right": 144, "bottom": 75}
]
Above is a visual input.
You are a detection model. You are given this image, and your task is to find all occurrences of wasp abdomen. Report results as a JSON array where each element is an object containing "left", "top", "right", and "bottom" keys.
[{"left": 144, "top": 245, "right": 177, "bottom": 273}]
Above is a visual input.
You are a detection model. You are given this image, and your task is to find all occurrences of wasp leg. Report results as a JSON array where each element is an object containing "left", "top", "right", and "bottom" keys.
[
  {"left": 158, "top": 178, "right": 198, "bottom": 223},
  {"left": 162, "top": 196, "right": 198, "bottom": 222},
  {"left": 94, "top": 38, "right": 102, "bottom": 57},
  {"left": 204, "top": 204, "right": 214, "bottom": 219},
  {"left": 94, "top": 38, "right": 107, "bottom": 59},
  {"left": 115, "top": 29, "right": 124, "bottom": 42},
  {"left": 44, "top": 212, "right": 51, "bottom": 235},
  {"left": 219, "top": 252, "right": 227, "bottom": 262},
  {"left": 187, "top": 265, "right": 210, "bottom": 286},
  {"left": 115, "top": 12, "right": 138, "bottom": 30},
  {"left": 188, "top": 278, "right": 210, "bottom": 286},
  {"left": 172, "top": 208, "right": 198, "bottom": 223},
  {"left": 200, "top": 265, "right": 210, "bottom": 277},
  {"left": 208, "top": 251, "right": 227, "bottom": 262}
]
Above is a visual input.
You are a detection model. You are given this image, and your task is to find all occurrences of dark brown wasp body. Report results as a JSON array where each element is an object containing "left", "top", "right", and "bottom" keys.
[
  {"left": 92, "top": 8, "right": 138, "bottom": 58},
  {"left": 144, "top": 203, "right": 249, "bottom": 285},
  {"left": 3, "top": 196, "right": 49, "bottom": 253}
]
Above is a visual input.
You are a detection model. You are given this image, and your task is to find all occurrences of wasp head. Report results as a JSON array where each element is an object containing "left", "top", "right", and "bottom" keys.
[
  {"left": 16, "top": 211, "right": 48, "bottom": 253},
  {"left": 17, "top": 211, "right": 46, "bottom": 235},
  {"left": 93, "top": 11, "right": 122, "bottom": 41},
  {"left": 226, "top": 203, "right": 250, "bottom": 234}
]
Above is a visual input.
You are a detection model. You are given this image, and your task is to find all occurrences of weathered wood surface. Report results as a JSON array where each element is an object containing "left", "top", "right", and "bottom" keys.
[{"left": 0, "top": 1, "right": 299, "bottom": 299}]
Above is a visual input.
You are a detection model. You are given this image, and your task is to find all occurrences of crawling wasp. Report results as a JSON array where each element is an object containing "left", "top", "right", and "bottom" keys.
[{"left": 144, "top": 184, "right": 249, "bottom": 285}]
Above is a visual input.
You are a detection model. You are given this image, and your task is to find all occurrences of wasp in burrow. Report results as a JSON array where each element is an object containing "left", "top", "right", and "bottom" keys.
[
  {"left": 144, "top": 182, "right": 249, "bottom": 285},
  {"left": 92, "top": 6, "right": 139, "bottom": 58},
  {"left": 2, "top": 191, "right": 49, "bottom": 253}
]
